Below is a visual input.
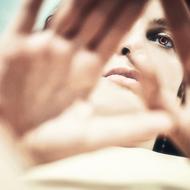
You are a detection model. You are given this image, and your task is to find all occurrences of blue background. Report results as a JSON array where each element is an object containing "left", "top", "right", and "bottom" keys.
[{"left": 0, "top": 0, "right": 60, "bottom": 33}]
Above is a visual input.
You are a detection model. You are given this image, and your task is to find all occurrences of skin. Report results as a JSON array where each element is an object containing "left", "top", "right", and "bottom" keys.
[
  {"left": 160, "top": 0, "right": 190, "bottom": 157},
  {"left": 0, "top": 0, "right": 147, "bottom": 134},
  {"left": 104, "top": 0, "right": 183, "bottom": 98},
  {"left": 0, "top": 0, "right": 189, "bottom": 165}
]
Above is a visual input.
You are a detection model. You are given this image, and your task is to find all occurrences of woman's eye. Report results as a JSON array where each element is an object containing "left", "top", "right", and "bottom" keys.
[{"left": 147, "top": 31, "right": 174, "bottom": 49}]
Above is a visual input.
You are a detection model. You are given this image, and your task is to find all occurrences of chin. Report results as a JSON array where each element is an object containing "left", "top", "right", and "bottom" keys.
[{"left": 89, "top": 78, "right": 146, "bottom": 115}]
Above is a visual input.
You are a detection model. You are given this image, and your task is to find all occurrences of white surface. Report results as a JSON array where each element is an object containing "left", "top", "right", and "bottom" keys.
[{"left": 23, "top": 147, "right": 190, "bottom": 190}]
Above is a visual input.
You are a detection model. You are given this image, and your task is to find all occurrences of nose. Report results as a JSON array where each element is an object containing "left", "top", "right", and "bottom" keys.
[{"left": 121, "top": 47, "right": 130, "bottom": 56}]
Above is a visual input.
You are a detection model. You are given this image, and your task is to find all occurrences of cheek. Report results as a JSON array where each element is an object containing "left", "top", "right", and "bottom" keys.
[{"left": 148, "top": 47, "right": 183, "bottom": 95}]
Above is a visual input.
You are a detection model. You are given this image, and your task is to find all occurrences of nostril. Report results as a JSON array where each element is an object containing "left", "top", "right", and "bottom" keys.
[{"left": 121, "top": 47, "right": 130, "bottom": 55}]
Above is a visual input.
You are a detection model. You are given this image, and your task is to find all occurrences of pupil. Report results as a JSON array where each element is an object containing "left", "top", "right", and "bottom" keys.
[{"left": 159, "top": 36, "right": 168, "bottom": 45}]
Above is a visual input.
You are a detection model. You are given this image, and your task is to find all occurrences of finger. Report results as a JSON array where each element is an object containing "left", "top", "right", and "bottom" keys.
[
  {"left": 0, "top": 33, "right": 75, "bottom": 135},
  {"left": 89, "top": 78, "right": 146, "bottom": 115},
  {"left": 66, "top": 0, "right": 121, "bottom": 43},
  {"left": 134, "top": 60, "right": 182, "bottom": 117},
  {"left": 170, "top": 124, "right": 190, "bottom": 157},
  {"left": 65, "top": 0, "right": 147, "bottom": 98},
  {"left": 90, "top": 0, "right": 148, "bottom": 60},
  {"left": 161, "top": 0, "right": 190, "bottom": 79},
  {"left": 126, "top": 51, "right": 163, "bottom": 110},
  {"left": 21, "top": 110, "right": 173, "bottom": 164},
  {"left": 85, "top": 111, "right": 173, "bottom": 149},
  {"left": 8, "top": 0, "right": 43, "bottom": 34},
  {"left": 45, "top": 1, "right": 118, "bottom": 100},
  {"left": 169, "top": 107, "right": 190, "bottom": 157},
  {"left": 62, "top": 1, "right": 129, "bottom": 96},
  {"left": 51, "top": 0, "right": 99, "bottom": 36}
]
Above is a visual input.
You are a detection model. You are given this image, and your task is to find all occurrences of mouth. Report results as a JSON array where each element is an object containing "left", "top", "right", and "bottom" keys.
[{"left": 103, "top": 67, "right": 141, "bottom": 89}]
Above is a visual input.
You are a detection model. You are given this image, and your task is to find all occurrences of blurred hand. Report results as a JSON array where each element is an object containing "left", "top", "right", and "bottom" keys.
[
  {"left": 0, "top": 0, "right": 147, "bottom": 135},
  {"left": 0, "top": 0, "right": 160, "bottom": 165},
  {"left": 0, "top": 0, "right": 190, "bottom": 166},
  {"left": 20, "top": 79, "right": 174, "bottom": 164}
]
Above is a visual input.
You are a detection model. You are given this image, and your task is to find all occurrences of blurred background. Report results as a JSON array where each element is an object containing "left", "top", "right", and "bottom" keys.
[{"left": 0, "top": 0, "right": 60, "bottom": 33}]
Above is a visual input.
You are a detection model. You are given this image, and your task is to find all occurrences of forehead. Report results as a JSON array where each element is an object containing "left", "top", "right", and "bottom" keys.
[
  {"left": 122, "top": 0, "right": 166, "bottom": 42},
  {"left": 143, "top": 0, "right": 165, "bottom": 21}
]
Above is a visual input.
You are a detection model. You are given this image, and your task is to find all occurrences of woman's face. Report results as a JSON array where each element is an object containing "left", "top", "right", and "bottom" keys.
[{"left": 103, "top": 0, "right": 183, "bottom": 101}]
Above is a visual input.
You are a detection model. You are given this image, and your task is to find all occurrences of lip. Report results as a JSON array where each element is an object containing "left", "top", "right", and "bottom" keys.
[
  {"left": 104, "top": 68, "right": 140, "bottom": 80},
  {"left": 103, "top": 67, "right": 141, "bottom": 89}
]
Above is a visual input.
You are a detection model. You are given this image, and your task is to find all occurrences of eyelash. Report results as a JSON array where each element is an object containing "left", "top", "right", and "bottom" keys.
[
  {"left": 147, "top": 30, "right": 174, "bottom": 49},
  {"left": 44, "top": 15, "right": 53, "bottom": 29}
]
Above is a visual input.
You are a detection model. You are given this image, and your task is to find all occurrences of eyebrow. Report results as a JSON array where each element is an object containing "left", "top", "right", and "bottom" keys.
[{"left": 150, "top": 18, "right": 169, "bottom": 28}]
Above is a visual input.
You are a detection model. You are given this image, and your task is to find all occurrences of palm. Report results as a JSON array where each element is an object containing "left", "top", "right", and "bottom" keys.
[
  {"left": 0, "top": 31, "right": 75, "bottom": 133},
  {"left": 0, "top": 0, "right": 190, "bottom": 166},
  {"left": 0, "top": 0, "right": 147, "bottom": 135}
]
